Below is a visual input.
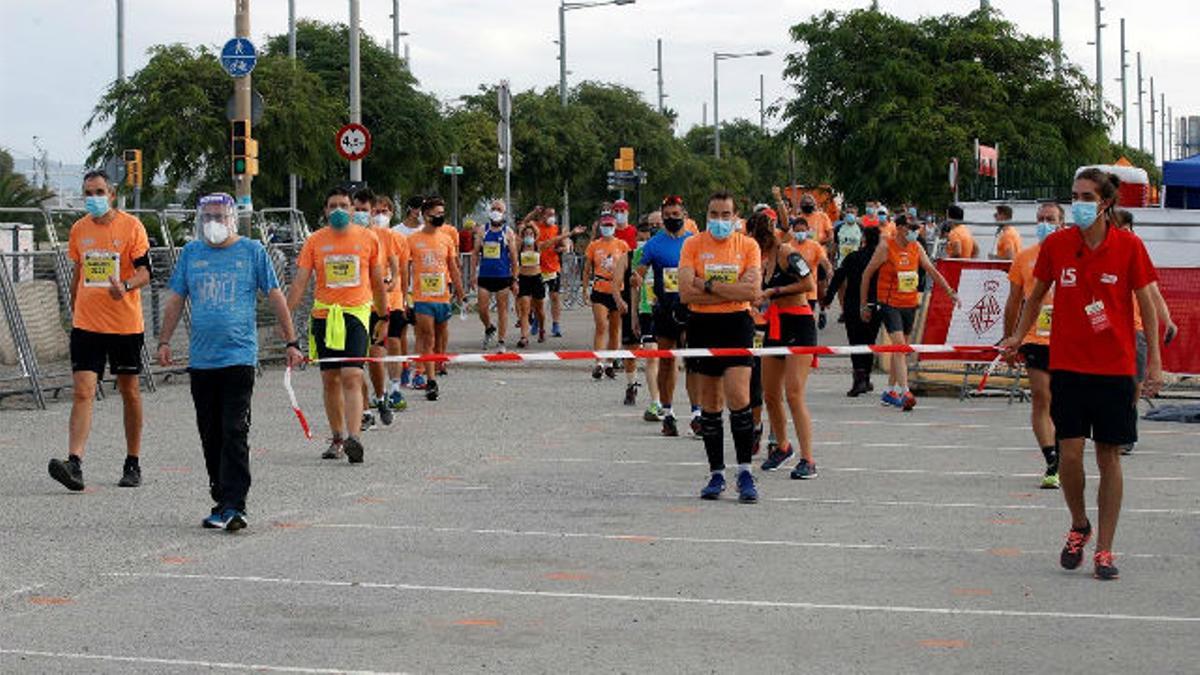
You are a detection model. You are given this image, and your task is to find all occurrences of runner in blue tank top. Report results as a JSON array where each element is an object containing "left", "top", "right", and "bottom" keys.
[{"left": 473, "top": 199, "right": 518, "bottom": 351}]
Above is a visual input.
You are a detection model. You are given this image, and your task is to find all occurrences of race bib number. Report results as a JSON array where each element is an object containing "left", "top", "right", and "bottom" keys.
[
  {"left": 1036, "top": 305, "right": 1053, "bottom": 337},
  {"left": 420, "top": 272, "right": 446, "bottom": 296},
  {"left": 482, "top": 242, "right": 501, "bottom": 259},
  {"left": 83, "top": 250, "right": 119, "bottom": 288},
  {"left": 896, "top": 270, "right": 919, "bottom": 293},
  {"left": 324, "top": 255, "right": 360, "bottom": 288},
  {"left": 662, "top": 267, "right": 680, "bottom": 293},
  {"left": 704, "top": 264, "right": 739, "bottom": 285},
  {"left": 839, "top": 245, "right": 856, "bottom": 260},
  {"left": 520, "top": 250, "right": 541, "bottom": 267},
  {"left": 1084, "top": 300, "right": 1111, "bottom": 333},
  {"left": 753, "top": 331, "right": 764, "bottom": 349},
  {"left": 541, "top": 271, "right": 558, "bottom": 282}
]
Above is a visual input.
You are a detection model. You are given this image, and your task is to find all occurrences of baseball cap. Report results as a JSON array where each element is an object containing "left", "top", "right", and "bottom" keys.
[{"left": 612, "top": 199, "right": 630, "bottom": 212}]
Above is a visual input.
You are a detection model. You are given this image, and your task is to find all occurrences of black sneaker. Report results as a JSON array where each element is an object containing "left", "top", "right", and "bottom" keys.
[
  {"left": 48, "top": 457, "right": 85, "bottom": 491},
  {"left": 118, "top": 463, "right": 141, "bottom": 488},
  {"left": 361, "top": 411, "right": 376, "bottom": 432},
  {"left": 623, "top": 383, "right": 639, "bottom": 406},
  {"left": 1060, "top": 521, "right": 1092, "bottom": 570},
  {"left": 376, "top": 398, "right": 393, "bottom": 426},
  {"left": 760, "top": 444, "right": 794, "bottom": 471},
  {"left": 343, "top": 437, "right": 365, "bottom": 464},
  {"left": 225, "top": 510, "right": 248, "bottom": 532},
  {"left": 604, "top": 364, "right": 616, "bottom": 379},
  {"left": 661, "top": 415, "right": 679, "bottom": 437},
  {"left": 790, "top": 458, "right": 818, "bottom": 480},
  {"left": 591, "top": 365, "right": 603, "bottom": 380},
  {"left": 689, "top": 415, "right": 702, "bottom": 438},
  {"left": 321, "top": 439, "right": 344, "bottom": 460},
  {"left": 1093, "top": 550, "right": 1119, "bottom": 580},
  {"left": 425, "top": 379, "right": 439, "bottom": 401}
]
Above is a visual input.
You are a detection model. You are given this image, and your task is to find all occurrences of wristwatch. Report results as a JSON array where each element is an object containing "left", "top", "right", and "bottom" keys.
[
  {"left": 704, "top": 278, "right": 714, "bottom": 294},
  {"left": 123, "top": 280, "right": 132, "bottom": 292},
  {"left": 285, "top": 340, "right": 301, "bottom": 351}
]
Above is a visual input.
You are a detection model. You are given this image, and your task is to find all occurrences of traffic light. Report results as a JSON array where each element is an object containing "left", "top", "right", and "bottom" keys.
[
  {"left": 123, "top": 149, "right": 142, "bottom": 188},
  {"left": 230, "top": 120, "right": 259, "bottom": 177}
]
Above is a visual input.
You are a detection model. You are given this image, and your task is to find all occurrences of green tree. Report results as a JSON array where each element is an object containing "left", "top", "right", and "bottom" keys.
[
  {"left": 781, "top": 7, "right": 1110, "bottom": 208},
  {"left": 0, "top": 149, "right": 54, "bottom": 210}
]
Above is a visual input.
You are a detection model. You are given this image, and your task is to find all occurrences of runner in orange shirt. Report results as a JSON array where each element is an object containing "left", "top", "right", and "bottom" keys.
[
  {"left": 373, "top": 195, "right": 411, "bottom": 412},
  {"left": 944, "top": 204, "right": 978, "bottom": 258},
  {"left": 678, "top": 192, "right": 763, "bottom": 503},
  {"left": 48, "top": 169, "right": 153, "bottom": 492},
  {"left": 434, "top": 203, "right": 461, "bottom": 377},
  {"left": 407, "top": 197, "right": 465, "bottom": 400},
  {"left": 861, "top": 214, "right": 959, "bottom": 411},
  {"left": 991, "top": 204, "right": 1023, "bottom": 260},
  {"left": 286, "top": 186, "right": 388, "bottom": 464},
  {"left": 797, "top": 194, "right": 833, "bottom": 252},
  {"left": 583, "top": 214, "right": 630, "bottom": 379},
  {"left": 1004, "top": 201, "right": 1064, "bottom": 489}
]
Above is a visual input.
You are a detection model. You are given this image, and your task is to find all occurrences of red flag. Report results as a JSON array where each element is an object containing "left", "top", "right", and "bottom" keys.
[{"left": 977, "top": 144, "right": 998, "bottom": 178}]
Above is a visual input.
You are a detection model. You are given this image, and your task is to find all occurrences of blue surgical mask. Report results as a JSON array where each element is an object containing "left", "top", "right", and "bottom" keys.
[
  {"left": 352, "top": 211, "right": 370, "bottom": 226},
  {"left": 599, "top": 225, "right": 615, "bottom": 238},
  {"left": 908, "top": 207, "right": 918, "bottom": 218},
  {"left": 794, "top": 230, "right": 810, "bottom": 242},
  {"left": 1071, "top": 201, "right": 1098, "bottom": 227},
  {"left": 707, "top": 219, "right": 733, "bottom": 240},
  {"left": 905, "top": 229, "right": 919, "bottom": 242},
  {"left": 523, "top": 236, "right": 536, "bottom": 246},
  {"left": 85, "top": 195, "right": 110, "bottom": 218},
  {"left": 615, "top": 213, "right": 629, "bottom": 226},
  {"left": 328, "top": 208, "right": 351, "bottom": 230},
  {"left": 1035, "top": 221, "right": 1056, "bottom": 242}
]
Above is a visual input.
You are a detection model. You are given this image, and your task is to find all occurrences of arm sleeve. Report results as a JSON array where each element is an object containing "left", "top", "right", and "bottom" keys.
[{"left": 166, "top": 246, "right": 189, "bottom": 297}]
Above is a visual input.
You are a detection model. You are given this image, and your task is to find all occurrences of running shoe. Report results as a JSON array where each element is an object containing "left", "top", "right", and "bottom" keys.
[
  {"left": 343, "top": 437, "right": 365, "bottom": 464},
  {"left": 436, "top": 364, "right": 449, "bottom": 376},
  {"left": 225, "top": 509, "right": 248, "bottom": 532},
  {"left": 1060, "top": 521, "right": 1092, "bottom": 570},
  {"left": 551, "top": 323, "right": 563, "bottom": 338},
  {"left": 700, "top": 473, "right": 726, "bottom": 500},
  {"left": 118, "top": 463, "right": 141, "bottom": 488},
  {"left": 48, "top": 457, "right": 85, "bottom": 491},
  {"left": 604, "top": 364, "right": 616, "bottom": 379},
  {"left": 818, "top": 312, "right": 827, "bottom": 330},
  {"left": 202, "top": 510, "right": 231, "bottom": 529},
  {"left": 374, "top": 396, "right": 393, "bottom": 422},
  {"left": 790, "top": 458, "right": 818, "bottom": 480},
  {"left": 690, "top": 415, "right": 702, "bottom": 437},
  {"left": 387, "top": 389, "right": 407, "bottom": 411},
  {"left": 1040, "top": 471, "right": 1060, "bottom": 490},
  {"left": 482, "top": 325, "right": 497, "bottom": 350},
  {"left": 661, "top": 414, "right": 679, "bottom": 437},
  {"left": 881, "top": 390, "right": 903, "bottom": 408},
  {"left": 361, "top": 411, "right": 376, "bottom": 432},
  {"left": 760, "top": 443, "right": 794, "bottom": 471},
  {"left": 411, "top": 373, "right": 427, "bottom": 390},
  {"left": 643, "top": 402, "right": 663, "bottom": 422},
  {"left": 591, "top": 365, "right": 603, "bottom": 380},
  {"left": 425, "top": 379, "right": 440, "bottom": 401},
  {"left": 901, "top": 391, "right": 917, "bottom": 411},
  {"left": 736, "top": 470, "right": 758, "bottom": 503},
  {"left": 1093, "top": 550, "right": 1119, "bottom": 580},
  {"left": 517, "top": 337, "right": 528, "bottom": 349},
  {"left": 497, "top": 340, "right": 507, "bottom": 354},
  {"left": 1119, "top": 443, "right": 1135, "bottom": 456},
  {"left": 321, "top": 439, "right": 344, "bottom": 460},
  {"left": 400, "top": 366, "right": 411, "bottom": 387},
  {"left": 624, "top": 382, "right": 639, "bottom": 406}
]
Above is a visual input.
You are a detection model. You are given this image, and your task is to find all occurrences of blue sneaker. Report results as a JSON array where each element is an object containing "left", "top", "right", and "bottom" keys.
[
  {"left": 881, "top": 390, "right": 903, "bottom": 408},
  {"left": 411, "top": 373, "right": 427, "bottom": 390},
  {"left": 400, "top": 367, "right": 411, "bottom": 387},
  {"left": 736, "top": 470, "right": 758, "bottom": 503},
  {"left": 700, "top": 473, "right": 726, "bottom": 500},
  {"left": 530, "top": 316, "right": 539, "bottom": 335},
  {"left": 551, "top": 322, "right": 563, "bottom": 338},
  {"left": 387, "top": 389, "right": 407, "bottom": 411},
  {"left": 760, "top": 443, "right": 794, "bottom": 471},
  {"left": 202, "top": 509, "right": 230, "bottom": 529},
  {"left": 790, "top": 458, "right": 817, "bottom": 480},
  {"left": 224, "top": 509, "right": 247, "bottom": 532}
]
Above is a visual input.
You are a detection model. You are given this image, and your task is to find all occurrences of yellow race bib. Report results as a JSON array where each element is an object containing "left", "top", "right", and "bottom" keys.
[
  {"left": 704, "top": 263, "right": 739, "bottom": 285},
  {"left": 897, "top": 270, "right": 919, "bottom": 293},
  {"left": 83, "top": 250, "right": 119, "bottom": 287},
  {"left": 482, "top": 242, "right": 501, "bottom": 259},
  {"left": 662, "top": 267, "right": 680, "bottom": 293},
  {"left": 541, "top": 271, "right": 558, "bottom": 282},
  {"left": 324, "top": 255, "right": 360, "bottom": 288},
  {"left": 520, "top": 250, "right": 541, "bottom": 267},
  {"left": 1036, "top": 305, "right": 1053, "bottom": 337},
  {"left": 420, "top": 272, "right": 446, "bottom": 296}
]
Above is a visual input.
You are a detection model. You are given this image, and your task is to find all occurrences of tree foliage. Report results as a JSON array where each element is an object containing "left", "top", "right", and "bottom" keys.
[{"left": 0, "top": 149, "right": 54, "bottom": 210}]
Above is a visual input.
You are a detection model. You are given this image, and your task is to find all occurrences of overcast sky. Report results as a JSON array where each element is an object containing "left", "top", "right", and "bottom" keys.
[{"left": 1, "top": 0, "right": 1197, "bottom": 168}]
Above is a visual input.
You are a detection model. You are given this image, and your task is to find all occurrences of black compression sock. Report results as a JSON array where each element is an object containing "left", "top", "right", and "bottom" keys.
[
  {"left": 124, "top": 455, "right": 139, "bottom": 469},
  {"left": 700, "top": 411, "right": 724, "bottom": 472},
  {"left": 730, "top": 406, "right": 755, "bottom": 466}
]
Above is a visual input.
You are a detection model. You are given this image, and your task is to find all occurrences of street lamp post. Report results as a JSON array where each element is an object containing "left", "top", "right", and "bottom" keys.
[
  {"left": 713, "top": 50, "right": 772, "bottom": 159},
  {"left": 557, "top": 0, "right": 635, "bottom": 229}
]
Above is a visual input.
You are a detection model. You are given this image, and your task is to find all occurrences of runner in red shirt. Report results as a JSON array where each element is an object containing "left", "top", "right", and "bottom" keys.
[{"left": 1001, "top": 168, "right": 1162, "bottom": 581}]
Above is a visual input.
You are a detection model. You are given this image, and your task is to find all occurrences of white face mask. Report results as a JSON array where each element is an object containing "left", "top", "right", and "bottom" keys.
[
  {"left": 489, "top": 209, "right": 505, "bottom": 223},
  {"left": 546, "top": 216, "right": 557, "bottom": 225},
  {"left": 372, "top": 214, "right": 390, "bottom": 227},
  {"left": 201, "top": 218, "right": 231, "bottom": 246}
]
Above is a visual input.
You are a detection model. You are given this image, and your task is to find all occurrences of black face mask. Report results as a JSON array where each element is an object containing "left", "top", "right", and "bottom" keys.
[
  {"left": 801, "top": 204, "right": 815, "bottom": 214},
  {"left": 429, "top": 215, "right": 446, "bottom": 227},
  {"left": 663, "top": 217, "right": 684, "bottom": 233}
]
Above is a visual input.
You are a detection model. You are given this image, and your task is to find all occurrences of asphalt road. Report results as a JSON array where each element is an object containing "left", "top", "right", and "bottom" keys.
[{"left": 1, "top": 309, "right": 1198, "bottom": 674}]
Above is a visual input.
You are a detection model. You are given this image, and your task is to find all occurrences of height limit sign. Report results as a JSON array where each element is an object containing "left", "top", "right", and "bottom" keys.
[{"left": 335, "top": 123, "right": 372, "bottom": 162}]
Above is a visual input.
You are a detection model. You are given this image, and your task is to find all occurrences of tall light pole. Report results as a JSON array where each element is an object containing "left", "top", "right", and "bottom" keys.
[
  {"left": 1136, "top": 52, "right": 1144, "bottom": 152},
  {"left": 1090, "top": 0, "right": 1105, "bottom": 125},
  {"left": 1149, "top": 76, "right": 1157, "bottom": 165},
  {"left": 288, "top": 0, "right": 298, "bottom": 212},
  {"left": 1052, "top": 0, "right": 1062, "bottom": 73},
  {"left": 1118, "top": 18, "right": 1128, "bottom": 147},
  {"left": 234, "top": 0, "right": 253, "bottom": 233},
  {"left": 714, "top": 49, "right": 772, "bottom": 159},
  {"left": 1160, "top": 92, "right": 1166, "bottom": 165},
  {"left": 653, "top": 38, "right": 665, "bottom": 115},
  {"left": 116, "top": 0, "right": 125, "bottom": 82},
  {"left": 757, "top": 74, "right": 765, "bottom": 133},
  {"left": 557, "top": 0, "right": 636, "bottom": 229},
  {"left": 349, "top": 0, "right": 362, "bottom": 183}
]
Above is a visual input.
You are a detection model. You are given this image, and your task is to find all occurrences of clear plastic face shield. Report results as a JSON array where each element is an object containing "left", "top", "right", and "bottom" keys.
[{"left": 197, "top": 193, "right": 237, "bottom": 246}]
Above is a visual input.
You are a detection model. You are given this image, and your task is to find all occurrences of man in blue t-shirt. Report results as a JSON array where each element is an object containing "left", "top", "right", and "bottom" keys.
[
  {"left": 633, "top": 195, "right": 698, "bottom": 438},
  {"left": 157, "top": 193, "right": 304, "bottom": 531}
]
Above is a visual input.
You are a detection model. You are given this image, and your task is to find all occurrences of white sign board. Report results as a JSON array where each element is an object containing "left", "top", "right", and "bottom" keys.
[{"left": 945, "top": 268, "right": 1010, "bottom": 345}]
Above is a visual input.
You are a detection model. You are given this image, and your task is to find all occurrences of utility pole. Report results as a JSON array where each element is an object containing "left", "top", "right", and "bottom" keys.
[
  {"left": 234, "top": 0, "right": 253, "bottom": 234},
  {"left": 757, "top": 74, "right": 765, "bottom": 133},
  {"left": 288, "top": 0, "right": 298, "bottom": 213},
  {"left": 116, "top": 0, "right": 125, "bottom": 82},
  {"left": 1149, "top": 77, "right": 1157, "bottom": 165},
  {"left": 1118, "top": 18, "right": 1128, "bottom": 147},
  {"left": 654, "top": 38, "right": 665, "bottom": 115},
  {"left": 1092, "top": 0, "right": 1105, "bottom": 125},
  {"left": 1160, "top": 93, "right": 1166, "bottom": 165},
  {"left": 1168, "top": 106, "right": 1174, "bottom": 160},
  {"left": 713, "top": 53, "right": 720, "bottom": 158},
  {"left": 1052, "top": 0, "right": 1062, "bottom": 73},
  {"left": 1136, "top": 52, "right": 1145, "bottom": 152},
  {"left": 392, "top": 0, "right": 401, "bottom": 60},
  {"left": 348, "top": 0, "right": 362, "bottom": 183},
  {"left": 449, "top": 153, "right": 460, "bottom": 227},
  {"left": 702, "top": 102, "right": 707, "bottom": 128}
]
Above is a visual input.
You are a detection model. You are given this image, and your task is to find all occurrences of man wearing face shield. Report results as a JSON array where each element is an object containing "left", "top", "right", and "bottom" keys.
[{"left": 157, "top": 193, "right": 304, "bottom": 530}]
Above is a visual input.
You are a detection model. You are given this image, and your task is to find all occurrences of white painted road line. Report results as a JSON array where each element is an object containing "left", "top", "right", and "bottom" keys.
[
  {"left": 307, "top": 522, "right": 1187, "bottom": 559},
  {"left": 105, "top": 572, "right": 1200, "bottom": 624},
  {"left": 0, "top": 648, "right": 406, "bottom": 674}
]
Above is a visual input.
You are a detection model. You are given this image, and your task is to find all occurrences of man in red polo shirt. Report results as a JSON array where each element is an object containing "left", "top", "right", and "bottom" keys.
[{"left": 1001, "top": 168, "right": 1161, "bottom": 581}]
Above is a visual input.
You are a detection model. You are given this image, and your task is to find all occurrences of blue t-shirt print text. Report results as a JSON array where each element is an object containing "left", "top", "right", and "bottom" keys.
[{"left": 168, "top": 238, "right": 280, "bottom": 369}]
